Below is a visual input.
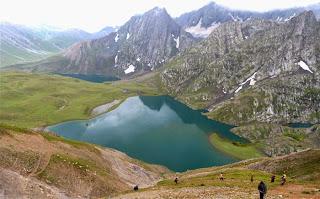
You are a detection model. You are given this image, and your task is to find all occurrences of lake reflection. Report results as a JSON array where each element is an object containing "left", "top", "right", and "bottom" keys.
[{"left": 47, "top": 96, "right": 244, "bottom": 172}]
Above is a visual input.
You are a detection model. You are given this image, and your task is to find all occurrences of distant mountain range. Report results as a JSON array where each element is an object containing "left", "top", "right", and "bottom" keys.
[
  {"left": 6, "top": 2, "right": 320, "bottom": 74},
  {"left": 176, "top": 2, "right": 320, "bottom": 37},
  {"left": 7, "top": 7, "right": 195, "bottom": 76},
  {"left": 0, "top": 23, "right": 117, "bottom": 66}
]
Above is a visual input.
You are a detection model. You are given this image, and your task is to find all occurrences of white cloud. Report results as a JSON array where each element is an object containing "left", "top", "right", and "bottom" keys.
[
  {"left": 0, "top": 0, "right": 318, "bottom": 32},
  {"left": 214, "top": 0, "right": 319, "bottom": 12}
]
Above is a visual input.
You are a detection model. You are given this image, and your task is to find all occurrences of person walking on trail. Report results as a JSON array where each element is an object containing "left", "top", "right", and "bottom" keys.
[
  {"left": 219, "top": 173, "right": 224, "bottom": 181},
  {"left": 271, "top": 175, "right": 275, "bottom": 183},
  {"left": 258, "top": 181, "right": 267, "bottom": 199},
  {"left": 281, "top": 173, "right": 286, "bottom": 185},
  {"left": 174, "top": 177, "right": 178, "bottom": 184}
]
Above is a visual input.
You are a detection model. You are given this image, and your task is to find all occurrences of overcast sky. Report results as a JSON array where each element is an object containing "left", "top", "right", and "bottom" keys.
[{"left": 0, "top": 0, "right": 319, "bottom": 32}]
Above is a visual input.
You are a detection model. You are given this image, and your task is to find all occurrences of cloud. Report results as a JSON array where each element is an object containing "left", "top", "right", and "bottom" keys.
[{"left": 0, "top": 0, "right": 318, "bottom": 32}]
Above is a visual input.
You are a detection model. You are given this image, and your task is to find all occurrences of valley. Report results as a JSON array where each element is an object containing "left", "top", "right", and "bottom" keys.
[
  {"left": 0, "top": 23, "right": 117, "bottom": 67},
  {"left": 1, "top": 1, "right": 320, "bottom": 198}
]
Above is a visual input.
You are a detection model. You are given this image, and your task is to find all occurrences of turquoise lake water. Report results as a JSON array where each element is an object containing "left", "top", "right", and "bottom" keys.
[
  {"left": 47, "top": 96, "right": 246, "bottom": 172},
  {"left": 54, "top": 73, "right": 120, "bottom": 83}
]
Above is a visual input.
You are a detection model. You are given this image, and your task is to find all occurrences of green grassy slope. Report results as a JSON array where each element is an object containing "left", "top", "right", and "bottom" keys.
[
  {"left": 209, "top": 133, "right": 264, "bottom": 160},
  {"left": 0, "top": 71, "right": 163, "bottom": 128},
  {"left": 231, "top": 123, "right": 320, "bottom": 156}
]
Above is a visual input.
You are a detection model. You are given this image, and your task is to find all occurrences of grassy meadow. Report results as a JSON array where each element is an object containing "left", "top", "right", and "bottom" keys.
[{"left": 0, "top": 71, "right": 163, "bottom": 128}]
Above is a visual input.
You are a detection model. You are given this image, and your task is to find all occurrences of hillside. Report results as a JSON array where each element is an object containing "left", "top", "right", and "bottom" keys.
[
  {"left": 1, "top": 125, "right": 319, "bottom": 199},
  {"left": 0, "top": 71, "right": 162, "bottom": 128},
  {"left": 231, "top": 123, "right": 320, "bottom": 156},
  {"left": 0, "top": 124, "right": 169, "bottom": 198},
  {"left": 115, "top": 149, "right": 320, "bottom": 199}
]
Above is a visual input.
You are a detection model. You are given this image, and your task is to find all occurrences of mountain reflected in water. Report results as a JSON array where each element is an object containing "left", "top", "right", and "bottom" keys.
[{"left": 47, "top": 96, "right": 245, "bottom": 172}]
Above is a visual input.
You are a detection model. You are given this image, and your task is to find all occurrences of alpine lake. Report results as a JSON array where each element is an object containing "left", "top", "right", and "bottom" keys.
[
  {"left": 48, "top": 72, "right": 250, "bottom": 172},
  {"left": 47, "top": 94, "right": 250, "bottom": 172}
]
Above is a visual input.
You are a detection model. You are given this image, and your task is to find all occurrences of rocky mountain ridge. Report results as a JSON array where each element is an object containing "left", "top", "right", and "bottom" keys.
[
  {"left": 161, "top": 11, "right": 320, "bottom": 124},
  {"left": 10, "top": 7, "right": 195, "bottom": 77},
  {"left": 177, "top": 2, "right": 320, "bottom": 38}
]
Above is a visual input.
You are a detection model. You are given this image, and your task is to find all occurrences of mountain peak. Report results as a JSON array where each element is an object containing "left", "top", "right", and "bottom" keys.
[
  {"left": 150, "top": 6, "right": 166, "bottom": 12},
  {"left": 146, "top": 6, "right": 169, "bottom": 17},
  {"left": 205, "top": 2, "right": 218, "bottom": 8},
  {"left": 289, "top": 10, "right": 318, "bottom": 30},
  {"left": 295, "top": 10, "right": 316, "bottom": 21}
]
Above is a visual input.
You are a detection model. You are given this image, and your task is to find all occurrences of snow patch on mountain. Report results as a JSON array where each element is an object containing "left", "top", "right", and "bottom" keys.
[
  {"left": 126, "top": 33, "right": 130, "bottom": 40},
  {"left": 114, "top": 55, "right": 118, "bottom": 65},
  {"left": 173, "top": 36, "right": 180, "bottom": 48},
  {"left": 284, "top": 13, "right": 296, "bottom": 22},
  {"left": 185, "top": 18, "right": 220, "bottom": 38},
  {"left": 115, "top": 34, "right": 119, "bottom": 42},
  {"left": 297, "top": 61, "right": 313, "bottom": 73},
  {"left": 235, "top": 85, "right": 243, "bottom": 93},
  {"left": 235, "top": 72, "right": 257, "bottom": 93},
  {"left": 222, "top": 88, "right": 227, "bottom": 94},
  {"left": 124, "top": 64, "right": 135, "bottom": 74},
  {"left": 248, "top": 72, "right": 257, "bottom": 85}
]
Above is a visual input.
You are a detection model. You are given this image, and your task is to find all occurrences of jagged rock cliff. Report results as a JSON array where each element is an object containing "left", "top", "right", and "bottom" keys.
[{"left": 161, "top": 11, "right": 320, "bottom": 124}]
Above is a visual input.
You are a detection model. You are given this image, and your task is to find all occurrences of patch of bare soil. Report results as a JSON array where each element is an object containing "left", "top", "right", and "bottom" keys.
[
  {"left": 269, "top": 184, "right": 320, "bottom": 199},
  {"left": 91, "top": 99, "right": 120, "bottom": 116},
  {"left": 0, "top": 168, "right": 69, "bottom": 199},
  {"left": 113, "top": 186, "right": 260, "bottom": 199},
  {"left": 99, "top": 148, "right": 168, "bottom": 188},
  {"left": 113, "top": 184, "right": 320, "bottom": 199}
]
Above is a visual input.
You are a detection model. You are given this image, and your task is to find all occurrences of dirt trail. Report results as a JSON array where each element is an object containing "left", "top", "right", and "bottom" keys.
[
  {"left": 113, "top": 186, "right": 259, "bottom": 199},
  {"left": 31, "top": 154, "right": 52, "bottom": 177},
  {"left": 113, "top": 184, "right": 320, "bottom": 199}
]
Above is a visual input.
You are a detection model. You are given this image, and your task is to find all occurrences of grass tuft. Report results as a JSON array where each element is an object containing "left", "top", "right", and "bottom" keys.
[{"left": 209, "top": 133, "right": 264, "bottom": 160}]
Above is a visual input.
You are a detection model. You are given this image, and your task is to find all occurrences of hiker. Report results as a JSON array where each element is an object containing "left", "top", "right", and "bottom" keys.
[
  {"left": 258, "top": 181, "right": 267, "bottom": 199},
  {"left": 281, "top": 174, "right": 286, "bottom": 185},
  {"left": 271, "top": 175, "right": 275, "bottom": 183},
  {"left": 219, "top": 173, "right": 224, "bottom": 181},
  {"left": 174, "top": 177, "right": 178, "bottom": 184},
  {"left": 251, "top": 174, "right": 254, "bottom": 183},
  {"left": 133, "top": 185, "right": 138, "bottom": 191}
]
